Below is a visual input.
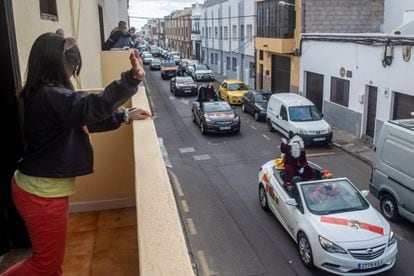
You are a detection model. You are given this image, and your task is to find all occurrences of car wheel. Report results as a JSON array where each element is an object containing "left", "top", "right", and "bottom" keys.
[
  {"left": 200, "top": 122, "right": 207, "bottom": 135},
  {"left": 242, "top": 104, "right": 246, "bottom": 113},
  {"left": 297, "top": 232, "right": 314, "bottom": 269},
  {"left": 258, "top": 184, "right": 269, "bottom": 211},
  {"left": 380, "top": 194, "right": 400, "bottom": 222},
  {"left": 254, "top": 112, "right": 260, "bottom": 121},
  {"left": 267, "top": 120, "right": 274, "bottom": 132}
]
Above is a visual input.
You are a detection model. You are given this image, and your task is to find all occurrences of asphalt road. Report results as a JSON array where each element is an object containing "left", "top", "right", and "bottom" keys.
[{"left": 143, "top": 67, "right": 413, "bottom": 276}]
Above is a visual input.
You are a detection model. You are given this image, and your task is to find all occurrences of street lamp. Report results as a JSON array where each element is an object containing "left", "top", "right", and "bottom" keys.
[{"left": 278, "top": 1, "right": 295, "bottom": 7}]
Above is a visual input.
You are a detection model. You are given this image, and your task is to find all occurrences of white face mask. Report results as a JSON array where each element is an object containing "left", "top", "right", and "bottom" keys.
[{"left": 291, "top": 142, "right": 301, "bottom": 158}]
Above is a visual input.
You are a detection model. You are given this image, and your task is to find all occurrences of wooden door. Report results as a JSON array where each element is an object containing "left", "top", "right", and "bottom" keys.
[
  {"left": 366, "top": 86, "right": 378, "bottom": 137},
  {"left": 305, "top": 72, "right": 324, "bottom": 112},
  {"left": 271, "top": 55, "right": 290, "bottom": 93}
]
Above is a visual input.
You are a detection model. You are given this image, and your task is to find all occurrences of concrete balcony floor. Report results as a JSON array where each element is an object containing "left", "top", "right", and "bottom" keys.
[{"left": 0, "top": 207, "right": 138, "bottom": 275}]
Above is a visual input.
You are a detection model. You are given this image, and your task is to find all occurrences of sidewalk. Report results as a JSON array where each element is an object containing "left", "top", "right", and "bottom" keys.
[{"left": 211, "top": 72, "right": 374, "bottom": 165}]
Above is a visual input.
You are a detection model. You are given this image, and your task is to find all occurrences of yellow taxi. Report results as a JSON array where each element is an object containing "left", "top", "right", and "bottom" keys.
[{"left": 218, "top": 80, "right": 250, "bottom": 105}]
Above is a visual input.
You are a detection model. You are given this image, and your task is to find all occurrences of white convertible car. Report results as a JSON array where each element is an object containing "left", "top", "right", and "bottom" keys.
[{"left": 258, "top": 160, "right": 398, "bottom": 275}]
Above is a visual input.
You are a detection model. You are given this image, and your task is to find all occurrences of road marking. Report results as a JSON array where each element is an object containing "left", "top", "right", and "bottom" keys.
[
  {"left": 250, "top": 125, "right": 257, "bottom": 130},
  {"left": 197, "top": 250, "right": 211, "bottom": 276},
  {"left": 262, "top": 134, "right": 271, "bottom": 140},
  {"left": 193, "top": 154, "right": 211, "bottom": 161},
  {"left": 179, "top": 147, "right": 196, "bottom": 153},
  {"left": 169, "top": 171, "right": 184, "bottom": 196},
  {"left": 178, "top": 98, "right": 190, "bottom": 105},
  {"left": 186, "top": 218, "right": 197, "bottom": 235},
  {"left": 169, "top": 96, "right": 176, "bottom": 101},
  {"left": 158, "top": 137, "right": 172, "bottom": 168},
  {"left": 181, "top": 200, "right": 190, "bottom": 212},
  {"left": 307, "top": 152, "right": 336, "bottom": 157}
]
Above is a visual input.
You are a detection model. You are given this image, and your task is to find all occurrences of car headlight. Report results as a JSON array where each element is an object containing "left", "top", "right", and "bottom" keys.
[
  {"left": 234, "top": 116, "right": 240, "bottom": 122},
  {"left": 205, "top": 117, "right": 212, "bottom": 123},
  {"left": 297, "top": 128, "right": 308, "bottom": 135},
  {"left": 319, "top": 236, "right": 347, "bottom": 254},
  {"left": 388, "top": 231, "right": 397, "bottom": 246},
  {"left": 327, "top": 125, "right": 332, "bottom": 133}
]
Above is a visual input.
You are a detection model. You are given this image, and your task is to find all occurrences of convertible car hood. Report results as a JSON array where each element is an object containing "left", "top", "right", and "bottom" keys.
[
  {"left": 206, "top": 111, "right": 235, "bottom": 120},
  {"left": 310, "top": 208, "right": 389, "bottom": 242}
]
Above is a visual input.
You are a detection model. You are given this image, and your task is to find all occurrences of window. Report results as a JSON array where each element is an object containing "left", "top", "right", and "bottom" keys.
[
  {"left": 220, "top": 27, "right": 223, "bottom": 39},
  {"left": 211, "top": 53, "right": 214, "bottom": 65},
  {"left": 215, "top": 27, "right": 218, "bottom": 38},
  {"left": 224, "top": 26, "right": 228, "bottom": 40},
  {"left": 247, "top": 24, "right": 253, "bottom": 38},
  {"left": 209, "top": 27, "right": 212, "bottom": 38},
  {"left": 257, "top": 0, "right": 295, "bottom": 38},
  {"left": 215, "top": 53, "right": 218, "bottom": 65},
  {"left": 259, "top": 50, "right": 263, "bottom": 60},
  {"left": 226, "top": 57, "right": 231, "bottom": 69},
  {"left": 240, "top": 24, "right": 244, "bottom": 41},
  {"left": 330, "top": 77, "right": 350, "bottom": 107},
  {"left": 232, "top": 25, "right": 237, "bottom": 40},
  {"left": 40, "top": 0, "right": 58, "bottom": 21},
  {"left": 232, "top": 57, "right": 237, "bottom": 71},
  {"left": 202, "top": 27, "right": 205, "bottom": 38},
  {"left": 280, "top": 105, "right": 288, "bottom": 120}
]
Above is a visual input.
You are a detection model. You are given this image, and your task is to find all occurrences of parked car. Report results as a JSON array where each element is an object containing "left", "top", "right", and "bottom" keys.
[
  {"left": 149, "top": 59, "right": 161, "bottom": 70},
  {"left": 218, "top": 80, "right": 249, "bottom": 105},
  {"left": 242, "top": 90, "right": 272, "bottom": 121},
  {"left": 186, "top": 60, "right": 199, "bottom": 75},
  {"left": 172, "top": 55, "right": 181, "bottom": 65},
  {"left": 142, "top": 53, "right": 153, "bottom": 65},
  {"left": 369, "top": 119, "right": 414, "bottom": 224},
  {"left": 191, "top": 101, "right": 240, "bottom": 134},
  {"left": 191, "top": 64, "right": 214, "bottom": 81},
  {"left": 170, "top": 76, "right": 197, "bottom": 96},
  {"left": 266, "top": 93, "right": 332, "bottom": 145},
  {"left": 258, "top": 159, "right": 398, "bottom": 275},
  {"left": 160, "top": 61, "right": 178, "bottom": 80}
]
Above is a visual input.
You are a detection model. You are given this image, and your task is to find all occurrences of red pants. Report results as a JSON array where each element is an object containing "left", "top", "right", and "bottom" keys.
[{"left": 1, "top": 179, "right": 69, "bottom": 276}]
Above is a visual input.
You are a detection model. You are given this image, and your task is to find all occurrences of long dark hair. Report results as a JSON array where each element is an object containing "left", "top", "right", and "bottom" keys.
[{"left": 21, "top": 32, "right": 82, "bottom": 97}]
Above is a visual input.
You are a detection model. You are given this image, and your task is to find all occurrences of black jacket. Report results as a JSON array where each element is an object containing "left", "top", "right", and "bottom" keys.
[{"left": 17, "top": 70, "right": 141, "bottom": 178}]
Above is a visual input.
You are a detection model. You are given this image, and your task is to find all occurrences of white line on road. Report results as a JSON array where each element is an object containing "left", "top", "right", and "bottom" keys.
[
  {"left": 262, "top": 134, "right": 271, "bottom": 140},
  {"left": 186, "top": 218, "right": 197, "bottom": 235},
  {"left": 197, "top": 250, "right": 211, "bottom": 276},
  {"left": 169, "top": 171, "right": 184, "bottom": 197},
  {"left": 178, "top": 98, "right": 190, "bottom": 105},
  {"left": 181, "top": 200, "right": 190, "bottom": 212},
  {"left": 250, "top": 125, "right": 257, "bottom": 130}
]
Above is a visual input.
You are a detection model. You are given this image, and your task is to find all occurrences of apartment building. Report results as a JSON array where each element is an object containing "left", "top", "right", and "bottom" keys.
[
  {"left": 201, "top": 0, "right": 255, "bottom": 86},
  {"left": 300, "top": 0, "right": 414, "bottom": 141},
  {"left": 191, "top": 3, "right": 203, "bottom": 60},
  {"left": 165, "top": 8, "right": 192, "bottom": 58}
]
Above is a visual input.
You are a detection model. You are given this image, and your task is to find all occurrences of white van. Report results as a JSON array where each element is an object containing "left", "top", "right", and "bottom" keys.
[
  {"left": 266, "top": 93, "right": 332, "bottom": 145},
  {"left": 369, "top": 119, "right": 414, "bottom": 223}
]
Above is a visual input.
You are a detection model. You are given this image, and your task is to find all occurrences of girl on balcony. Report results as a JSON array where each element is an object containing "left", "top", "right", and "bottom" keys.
[{"left": 1, "top": 31, "right": 152, "bottom": 276}]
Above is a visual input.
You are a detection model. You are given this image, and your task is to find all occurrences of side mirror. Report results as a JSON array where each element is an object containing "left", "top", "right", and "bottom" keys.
[
  {"left": 171, "top": 78, "right": 175, "bottom": 82},
  {"left": 285, "top": 198, "right": 298, "bottom": 206},
  {"left": 361, "top": 190, "right": 369, "bottom": 198}
]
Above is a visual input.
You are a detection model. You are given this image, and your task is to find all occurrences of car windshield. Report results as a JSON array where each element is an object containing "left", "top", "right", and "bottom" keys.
[
  {"left": 151, "top": 60, "right": 161, "bottom": 65},
  {"left": 196, "top": 64, "right": 210, "bottom": 70},
  {"left": 162, "top": 62, "right": 176, "bottom": 67},
  {"left": 203, "top": 102, "right": 232, "bottom": 112},
  {"left": 289, "top": 105, "right": 322, "bottom": 122},
  {"left": 176, "top": 77, "right": 193, "bottom": 83},
  {"left": 144, "top": 53, "right": 152, "bottom": 58},
  {"left": 301, "top": 179, "right": 370, "bottom": 215},
  {"left": 228, "top": 83, "right": 248, "bottom": 91},
  {"left": 254, "top": 94, "right": 269, "bottom": 103}
]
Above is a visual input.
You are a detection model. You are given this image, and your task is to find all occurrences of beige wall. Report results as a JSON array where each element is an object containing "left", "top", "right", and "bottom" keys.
[
  {"left": 12, "top": 0, "right": 103, "bottom": 89},
  {"left": 71, "top": 51, "right": 135, "bottom": 210}
]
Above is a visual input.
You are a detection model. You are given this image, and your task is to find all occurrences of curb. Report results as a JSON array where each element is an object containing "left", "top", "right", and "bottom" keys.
[{"left": 332, "top": 142, "right": 372, "bottom": 165}]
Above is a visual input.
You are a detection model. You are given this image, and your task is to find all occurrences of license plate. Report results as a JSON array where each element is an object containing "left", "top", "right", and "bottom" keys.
[
  {"left": 313, "top": 137, "right": 326, "bottom": 141},
  {"left": 184, "top": 90, "right": 192, "bottom": 93},
  {"left": 358, "top": 260, "right": 383, "bottom": 269},
  {"left": 220, "top": 126, "right": 231, "bottom": 130}
]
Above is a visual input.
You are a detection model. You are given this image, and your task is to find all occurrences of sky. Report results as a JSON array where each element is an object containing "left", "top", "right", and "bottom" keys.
[{"left": 129, "top": 0, "right": 201, "bottom": 29}]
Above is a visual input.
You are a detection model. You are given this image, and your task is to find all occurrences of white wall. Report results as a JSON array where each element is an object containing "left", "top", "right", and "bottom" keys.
[
  {"left": 300, "top": 36, "right": 414, "bottom": 123},
  {"left": 103, "top": 0, "right": 128, "bottom": 38},
  {"left": 383, "top": 0, "right": 414, "bottom": 33}
]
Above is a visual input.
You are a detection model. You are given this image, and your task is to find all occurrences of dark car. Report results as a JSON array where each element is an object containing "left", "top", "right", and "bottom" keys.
[
  {"left": 242, "top": 90, "right": 272, "bottom": 121},
  {"left": 149, "top": 59, "right": 161, "bottom": 70},
  {"left": 170, "top": 77, "right": 197, "bottom": 96},
  {"left": 191, "top": 101, "right": 240, "bottom": 135},
  {"left": 160, "top": 61, "right": 178, "bottom": 80}
]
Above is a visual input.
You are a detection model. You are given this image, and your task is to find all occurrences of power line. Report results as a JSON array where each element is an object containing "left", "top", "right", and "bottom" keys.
[{"left": 129, "top": 15, "right": 256, "bottom": 21}]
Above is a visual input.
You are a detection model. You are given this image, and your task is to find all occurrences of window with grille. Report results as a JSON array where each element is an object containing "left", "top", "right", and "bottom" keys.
[
  {"left": 40, "top": 0, "right": 58, "bottom": 21},
  {"left": 330, "top": 77, "right": 349, "bottom": 107}
]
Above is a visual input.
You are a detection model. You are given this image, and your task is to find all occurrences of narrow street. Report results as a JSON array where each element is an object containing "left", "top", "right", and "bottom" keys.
[{"left": 144, "top": 68, "right": 414, "bottom": 276}]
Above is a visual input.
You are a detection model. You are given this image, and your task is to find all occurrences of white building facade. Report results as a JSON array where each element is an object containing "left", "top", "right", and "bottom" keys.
[
  {"left": 191, "top": 3, "right": 203, "bottom": 60},
  {"left": 200, "top": 0, "right": 255, "bottom": 86}
]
